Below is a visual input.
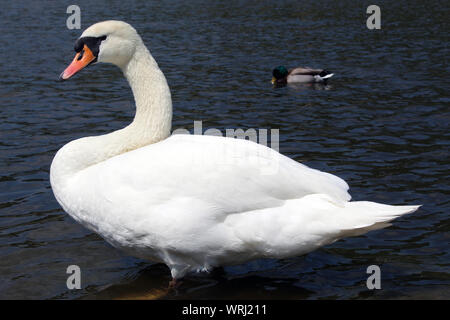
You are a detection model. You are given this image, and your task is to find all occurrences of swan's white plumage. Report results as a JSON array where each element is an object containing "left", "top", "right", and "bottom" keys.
[{"left": 51, "top": 21, "right": 419, "bottom": 280}]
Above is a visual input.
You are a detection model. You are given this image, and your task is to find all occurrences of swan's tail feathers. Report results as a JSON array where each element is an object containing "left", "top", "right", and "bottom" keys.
[
  {"left": 225, "top": 195, "right": 420, "bottom": 261},
  {"left": 336, "top": 202, "right": 421, "bottom": 238}
]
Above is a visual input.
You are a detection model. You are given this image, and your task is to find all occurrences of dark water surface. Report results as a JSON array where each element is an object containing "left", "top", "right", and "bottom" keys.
[{"left": 0, "top": 0, "right": 448, "bottom": 299}]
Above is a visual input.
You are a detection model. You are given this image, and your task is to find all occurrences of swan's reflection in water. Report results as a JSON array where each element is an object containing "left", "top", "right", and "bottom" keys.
[{"left": 88, "top": 263, "right": 314, "bottom": 300}]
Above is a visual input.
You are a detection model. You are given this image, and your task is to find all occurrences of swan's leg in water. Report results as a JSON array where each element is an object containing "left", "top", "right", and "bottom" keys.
[
  {"left": 168, "top": 278, "right": 182, "bottom": 291},
  {"left": 168, "top": 264, "right": 189, "bottom": 290}
]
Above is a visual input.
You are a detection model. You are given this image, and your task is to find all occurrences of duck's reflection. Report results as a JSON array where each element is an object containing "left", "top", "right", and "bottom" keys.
[{"left": 273, "top": 82, "right": 333, "bottom": 91}]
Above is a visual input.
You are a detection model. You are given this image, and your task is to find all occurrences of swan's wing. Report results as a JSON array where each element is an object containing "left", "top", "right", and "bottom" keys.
[
  {"left": 95, "top": 134, "right": 349, "bottom": 209},
  {"left": 67, "top": 134, "right": 348, "bottom": 259}
]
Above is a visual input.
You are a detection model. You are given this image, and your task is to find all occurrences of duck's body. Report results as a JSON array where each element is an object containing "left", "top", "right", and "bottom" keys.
[
  {"left": 52, "top": 21, "right": 418, "bottom": 282},
  {"left": 272, "top": 66, "right": 334, "bottom": 85}
]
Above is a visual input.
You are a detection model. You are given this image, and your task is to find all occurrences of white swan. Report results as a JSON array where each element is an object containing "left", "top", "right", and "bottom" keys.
[{"left": 51, "top": 21, "right": 419, "bottom": 285}]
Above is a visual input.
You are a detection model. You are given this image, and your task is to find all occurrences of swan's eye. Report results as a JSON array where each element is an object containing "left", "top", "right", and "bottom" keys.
[
  {"left": 74, "top": 39, "right": 84, "bottom": 52},
  {"left": 74, "top": 36, "right": 107, "bottom": 53}
]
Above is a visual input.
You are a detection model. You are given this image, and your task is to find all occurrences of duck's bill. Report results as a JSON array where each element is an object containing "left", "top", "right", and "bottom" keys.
[
  {"left": 60, "top": 45, "right": 96, "bottom": 80},
  {"left": 271, "top": 77, "right": 276, "bottom": 84}
]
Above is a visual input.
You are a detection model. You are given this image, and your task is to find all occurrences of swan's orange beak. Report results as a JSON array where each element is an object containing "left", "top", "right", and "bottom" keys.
[{"left": 60, "top": 45, "right": 96, "bottom": 80}]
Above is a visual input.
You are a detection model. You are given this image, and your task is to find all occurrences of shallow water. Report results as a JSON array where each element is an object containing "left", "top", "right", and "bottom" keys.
[{"left": 0, "top": 0, "right": 448, "bottom": 299}]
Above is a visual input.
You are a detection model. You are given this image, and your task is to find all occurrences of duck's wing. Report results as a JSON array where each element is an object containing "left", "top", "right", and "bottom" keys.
[{"left": 288, "top": 67, "right": 324, "bottom": 76}]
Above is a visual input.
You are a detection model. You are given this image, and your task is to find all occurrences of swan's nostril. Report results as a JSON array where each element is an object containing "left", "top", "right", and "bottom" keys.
[{"left": 77, "top": 49, "right": 85, "bottom": 61}]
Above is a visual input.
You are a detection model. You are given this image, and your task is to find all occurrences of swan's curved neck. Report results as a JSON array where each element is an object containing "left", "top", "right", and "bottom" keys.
[
  {"left": 124, "top": 43, "right": 172, "bottom": 142},
  {"left": 51, "top": 42, "right": 172, "bottom": 186}
]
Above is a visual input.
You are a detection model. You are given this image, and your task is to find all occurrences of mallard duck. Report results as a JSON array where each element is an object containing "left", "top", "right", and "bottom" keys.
[
  {"left": 52, "top": 21, "right": 418, "bottom": 287},
  {"left": 272, "top": 65, "right": 334, "bottom": 85}
]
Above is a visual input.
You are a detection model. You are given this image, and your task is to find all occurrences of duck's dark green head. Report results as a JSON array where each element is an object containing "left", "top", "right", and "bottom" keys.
[{"left": 272, "top": 66, "right": 288, "bottom": 84}]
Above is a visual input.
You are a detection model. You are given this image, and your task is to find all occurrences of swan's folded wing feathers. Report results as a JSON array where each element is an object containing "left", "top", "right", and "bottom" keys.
[
  {"left": 149, "top": 135, "right": 340, "bottom": 192},
  {"left": 73, "top": 133, "right": 351, "bottom": 242},
  {"left": 85, "top": 134, "right": 351, "bottom": 216}
]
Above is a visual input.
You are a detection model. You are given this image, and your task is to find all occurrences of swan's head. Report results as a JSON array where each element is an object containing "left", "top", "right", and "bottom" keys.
[{"left": 60, "top": 20, "right": 141, "bottom": 80}]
